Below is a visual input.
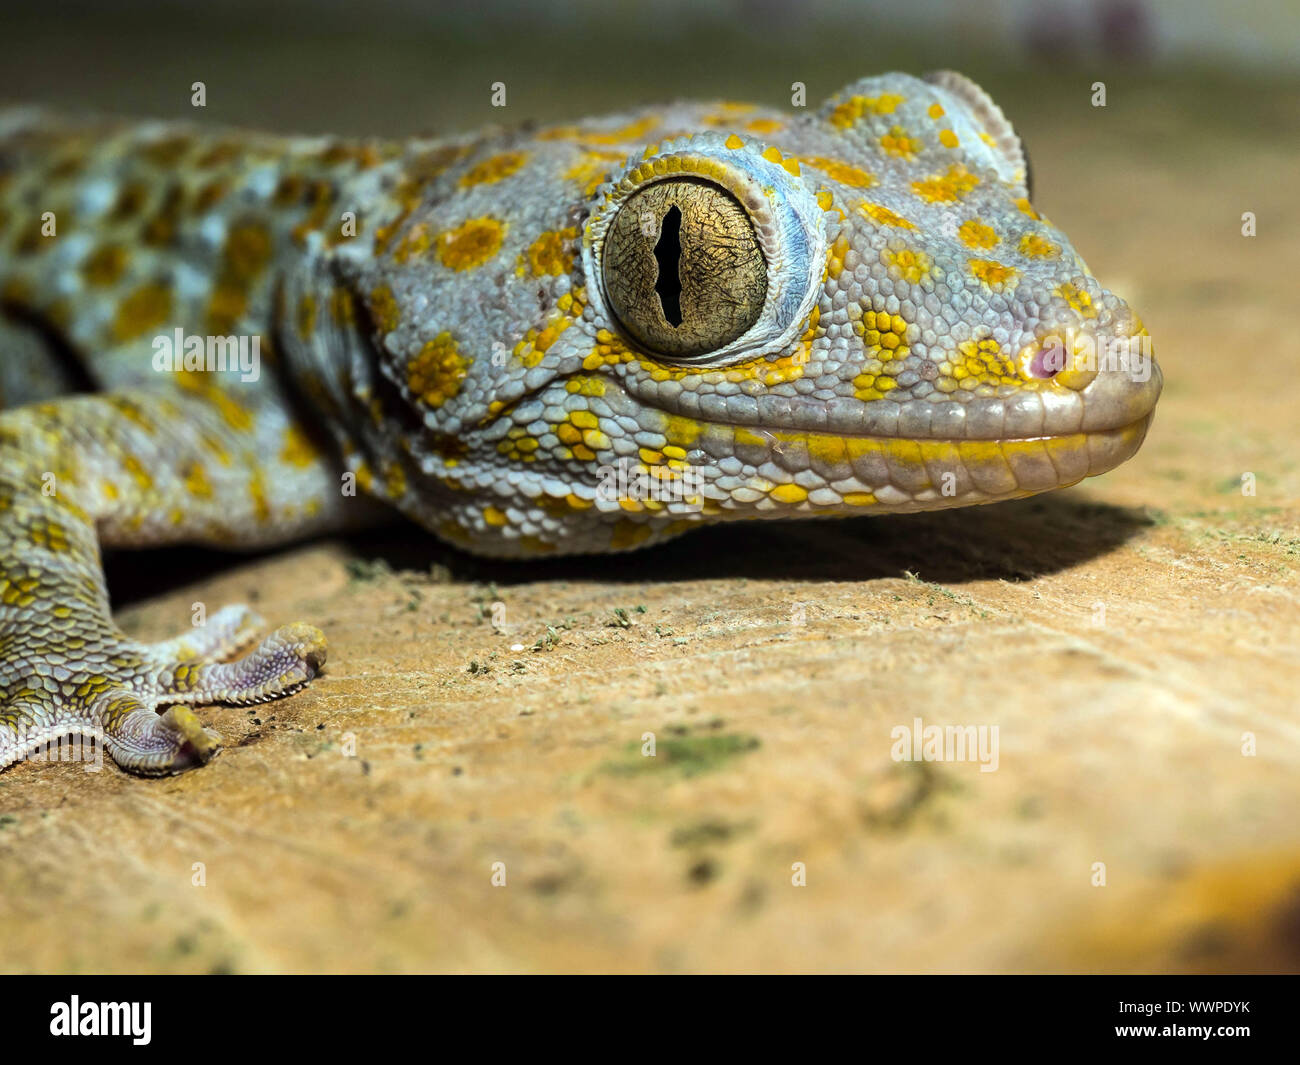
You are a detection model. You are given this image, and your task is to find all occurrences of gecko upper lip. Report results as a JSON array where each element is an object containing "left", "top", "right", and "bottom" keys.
[
  {"left": 1073, "top": 354, "right": 1163, "bottom": 437},
  {"left": 635, "top": 359, "right": 1163, "bottom": 443}
]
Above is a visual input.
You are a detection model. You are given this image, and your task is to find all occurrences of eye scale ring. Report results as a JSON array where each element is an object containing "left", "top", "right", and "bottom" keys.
[
  {"left": 602, "top": 179, "right": 767, "bottom": 358},
  {"left": 582, "top": 135, "right": 829, "bottom": 367}
]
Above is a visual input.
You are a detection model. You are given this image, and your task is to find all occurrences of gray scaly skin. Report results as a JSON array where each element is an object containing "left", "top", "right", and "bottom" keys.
[{"left": 0, "top": 71, "right": 1161, "bottom": 774}]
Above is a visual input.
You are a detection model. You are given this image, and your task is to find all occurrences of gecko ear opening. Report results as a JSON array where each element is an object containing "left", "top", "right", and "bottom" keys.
[{"left": 923, "top": 70, "right": 1033, "bottom": 201}]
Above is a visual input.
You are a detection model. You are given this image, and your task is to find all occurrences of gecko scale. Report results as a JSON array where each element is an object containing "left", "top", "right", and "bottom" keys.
[{"left": 0, "top": 71, "right": 1161, "bottom": 774}]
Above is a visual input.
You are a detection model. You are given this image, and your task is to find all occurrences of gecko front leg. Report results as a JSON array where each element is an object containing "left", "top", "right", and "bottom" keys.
[{"left": 0, "top": 388, "right": 343, "bottom": 775}]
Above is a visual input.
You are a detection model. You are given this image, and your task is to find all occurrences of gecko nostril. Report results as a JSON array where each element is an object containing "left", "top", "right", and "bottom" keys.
[
  {"left": 1019, "top": 334, "right": 1098, "bottom": 390},
  {"left": 1021, "top": 337, "right": 1066, "bottom": 380},
  {"left": 1025, "top": 346, "right": 1059, "bottom": 380}
]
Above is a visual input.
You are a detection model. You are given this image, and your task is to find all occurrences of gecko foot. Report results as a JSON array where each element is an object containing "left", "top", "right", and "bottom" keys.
[{"left": 0, "top": 604, "right": 327, "bottom": 776}]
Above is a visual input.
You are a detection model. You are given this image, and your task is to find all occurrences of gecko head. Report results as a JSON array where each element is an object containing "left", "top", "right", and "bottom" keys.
[
  {"left": 569, "top": 71, "right": 1160, "bottom": 536},
  {"left": 341, "top": 71, "right": 1159, "bottom": 557}
]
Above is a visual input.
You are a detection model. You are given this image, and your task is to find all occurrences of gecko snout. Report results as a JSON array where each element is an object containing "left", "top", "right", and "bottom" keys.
[{"left": 1013, "top": 318, "right": 1162, "bottom": 456}]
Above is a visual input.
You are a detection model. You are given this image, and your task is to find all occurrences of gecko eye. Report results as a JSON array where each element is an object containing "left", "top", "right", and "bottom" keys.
[
  {"left": 584, "top": 145, "right": 825, "bottom": 367},
  {"left": 601, "top": 179, "right": 767, "bottom": 358}
]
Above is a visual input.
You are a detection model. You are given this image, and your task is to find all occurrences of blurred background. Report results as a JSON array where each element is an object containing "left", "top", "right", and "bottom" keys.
[{"left": 2, "top": 0, "right": 1298, "bottom": 137}]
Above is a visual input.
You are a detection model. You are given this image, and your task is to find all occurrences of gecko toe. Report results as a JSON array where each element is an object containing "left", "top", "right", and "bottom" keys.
[
  {"left": 98, "top": 695, "right": 223, "bottom": 776},
  {"left": 156, "top": 621, "right": 328, "bottom": 706}
]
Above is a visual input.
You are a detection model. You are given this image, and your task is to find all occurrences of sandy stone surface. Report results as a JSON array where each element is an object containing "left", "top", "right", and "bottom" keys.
[{"left": 1, "top": 27, "right": 1297, "bottom": 971}]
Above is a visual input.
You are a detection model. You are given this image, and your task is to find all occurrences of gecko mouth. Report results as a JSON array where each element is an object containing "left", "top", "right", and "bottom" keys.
[
  {"left": 668, "top": 409, "right": 1156, "bottom": 511},
  {"left": 545, "top": 341, "right": 1162, "bottom": 512},
  {"left": 635, "top": 353, "right": 1162, "bottom": 444}
]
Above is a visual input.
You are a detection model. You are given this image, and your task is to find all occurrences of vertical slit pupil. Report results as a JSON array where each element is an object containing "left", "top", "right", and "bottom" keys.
[{"left": 653, "top": 206, "right": 683, "bottom": 327}]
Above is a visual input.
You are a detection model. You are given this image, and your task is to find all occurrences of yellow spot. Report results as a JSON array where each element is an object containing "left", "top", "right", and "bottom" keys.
[
  {"left": 664, "top": 415, "right": 701, "bottom": 447},
  {"left": 202, "top": 283, "right": 244, "bottom": 335},
  {"left": 969, "top": 259, "right": 1019, "bottom": 288},
  {"left": 745, "top": 117, "right": 784, "bottom": 134},
  {"left": 385, "top": 152, "right": 453, "bottom": 198},
  {"left": 483, "top": 506, "right": 507, "bottom": 527},
  {"left": 770, "top": 484, "right": 808, "bottom": 504},
  {"left": 829, "top": 93, "right": 905, "bottom": 129},
  {"left": 515, "top": 311, "right": 573, "bottom": 367},
  {"left": 194, "top": 180, "right": 227, "bottom": 211},
  {"left": 274, "top": 173, "right": 307, "bottom": 207},
  {"left": 369, "top": 285, "right": 400, "bottom": 333},
  {"left": 879, "top": 126, "right": 923, "bottom": 160},
  {"left": 943, "top": 337, "right": 1019, "bottom": 390},
  {"left": 1019, "top": 232, "right": 1059, "bottom": 258},
  {"left": 223, "top": 220, "right": 272, "bottom": 282},
  {"left": 296, "top": 293, "right": 317, "bottom": 339},
  {"left": 330, "top": 287, "right": 356, "bottom": 327},
  {"left": 1055, "top": 282, "right": 1097, "bottom": 318},
  {"left": 523, "top": 227, "right": 577, "bottom": 276},
  {"left": 927, "top": 103, "right": 945, "bottom": 119},
  {"left": 852, "top": 310, "right": 911, "bottom": 399},
  {"left": 859, "top": 202, "right": 915, "bottom": 229},
  {"left": 958, "top": 219, "right": 1000, "bottom": 250},
  {"left": 29, "top": 518, "right": 71, "bottom": 553},
  {"left": 563, "top": 151, "right": 625, "bottom": 197},
  {"left": 1015, "top": 197, "right": 1041, "bottom": 220},
  {"left": 120, "top": 454, "right": 152, "bottom": 490},
  {"left": 884, "top": 247, "right": 931, "bottom": 284},
  {"left": 753, "top": 146, "right": 800, "bottom": 175},
  {"left": 249, "top": 469, "right": 271, "bottom": 523},
  {"left": 436, "top": 216, "right": 505, "bottom": 271},
  {"left": 111, "top": 282, "right": 172, "bottom": 342},
  {"left": 458, "top": 151, "right": 529, "bottom": 187},
  {"left": 140, "top": 134, "right": 193, "bottom": 166},
  {"left": 353, "top": 461, "right": 374, "bottom": 494},
  {"left": 203, "top": 219, "right": 274, "bottom": 332},
  {"left": 407, "top": 332, "right": 468, "bottom": 408},
  {"left": 383, "top": 461, "right": 407, "bottom": 500},
  {"left": 392, "top": 221, "right": 433, "bottom": 264},
  {"left": 724, "top": 134, "right": 744, "bottom": 150},
  {"left": 371, "top": 198, "right": 417, "bottom": 255},
  {"left": 802, "top": 157, "right": 876, "bottom": 189},
  {"left": 564, "top": 375, "right": 606, "bottom": 397},
  {"left": 538, "top": 116, "right": 659, "bottom": 146},
  {"left": 182, "top": 461, "right": 213, "bottom": 498},
  {"left": 911, "top": 164, "right": 979, "bottom": 203},
  {"left": 105, "top": 395, "right": 158, "bottom": 433},
  {"left": 175, "top": 369, "right": 254, "bottom": 432},
  {"left": 498, "top": 425, "right": 541, "bottom": 462},
  {"left": 280, "top": 425, "right": 321, "bottom": 468},
  {"left": 81, "top": 245, "right": 128, "bottom": 286},
  {"left": 938, "top": 129, "right": 959, "bottom": 149}
]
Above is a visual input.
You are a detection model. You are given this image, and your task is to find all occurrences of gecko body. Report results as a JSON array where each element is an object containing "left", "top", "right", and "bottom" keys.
[{"left": 0, "top": 72, "right": 1161, "bottom": 773}]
